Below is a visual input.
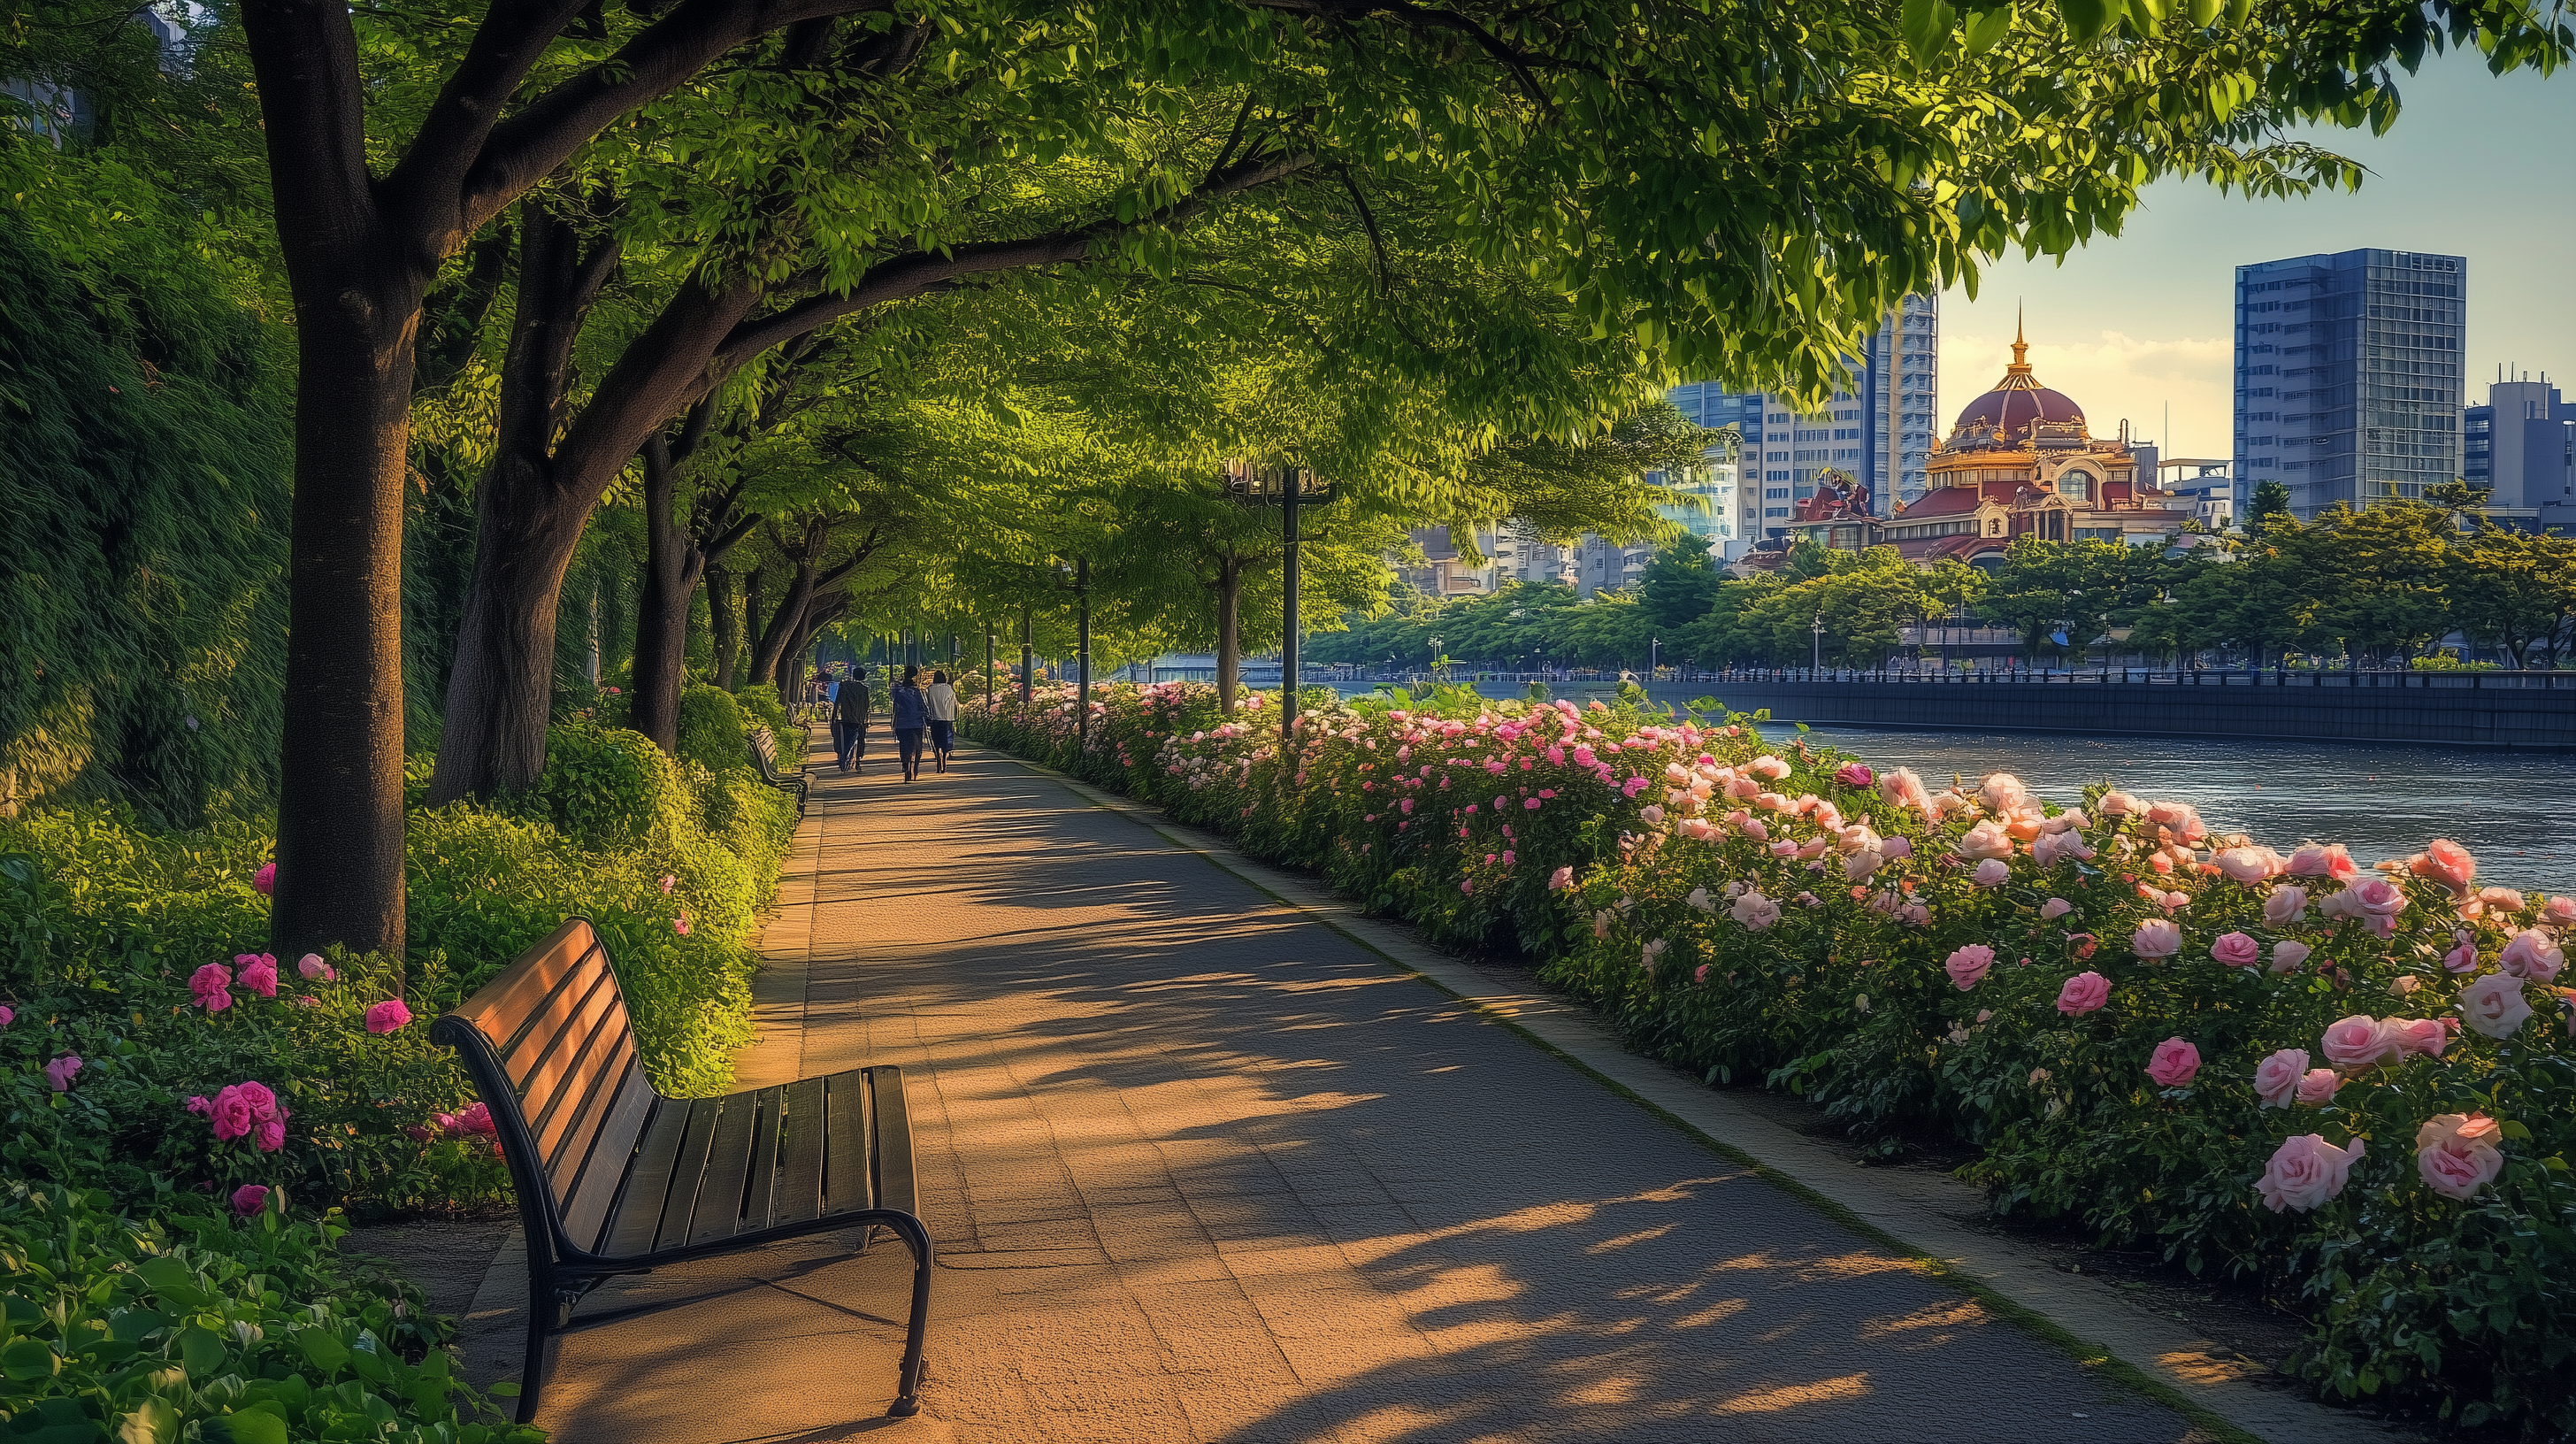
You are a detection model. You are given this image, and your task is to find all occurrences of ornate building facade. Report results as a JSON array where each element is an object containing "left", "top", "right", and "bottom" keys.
[{"left": 1767, "top": 325, "right": 2195, "bottom": 570}]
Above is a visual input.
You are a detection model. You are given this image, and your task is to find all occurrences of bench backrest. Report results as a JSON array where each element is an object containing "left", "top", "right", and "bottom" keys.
[
  {"left": 750, "top": 727, "right": 778, "bottom": 771},
  {"left": 431, "top": 918, "right": 656, "bottom": 1254}
]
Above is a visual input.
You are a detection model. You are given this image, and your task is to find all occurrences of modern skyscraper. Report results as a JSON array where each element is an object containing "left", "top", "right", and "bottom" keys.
[
  {"left": 2464, "top": 373, "right": 2576, "bottom": 527},
  {"left": 1663, "top": 296, "right": 1939, "bottom": 544},
  {"left": 2233, "top": 249, "right": 2465, "bottom": 518}
]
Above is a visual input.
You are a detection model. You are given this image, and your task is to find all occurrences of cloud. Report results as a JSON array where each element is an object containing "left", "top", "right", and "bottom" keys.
[{"left": 1940, "top": 329, "right": 2235, "bottom": 461}]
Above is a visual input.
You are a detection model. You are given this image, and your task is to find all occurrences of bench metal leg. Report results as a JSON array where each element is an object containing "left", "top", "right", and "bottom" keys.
[{"left": 875, "top": 1211, "right": 936, "bottom": 1418}]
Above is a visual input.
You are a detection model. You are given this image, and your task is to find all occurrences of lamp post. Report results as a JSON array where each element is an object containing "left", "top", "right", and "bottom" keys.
[
  {"left": 1076, "top": 557, "right": 1091, "bottom": 741},
  {"left": 1811, "top": 611, "right": 1824, "bottom": 672},
  {"left": 1224, "top": 459, "right": 1335, "bottom": 741},
  {"left": 1430, "top": 634, "right": 1444, "bottom": 680},
  {"left": 1650, "top": 636, "right": 1660, "bottom": 674}
]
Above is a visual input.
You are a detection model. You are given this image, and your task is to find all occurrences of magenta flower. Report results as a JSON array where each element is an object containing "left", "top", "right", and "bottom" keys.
[
  {"left": 237, "top": 954, "right": 280, "bottom": 998},
  {"left": 297, "top": 953, "right": 335, "bottom": 982},
  {"left": 364, "top": 998, "right": 413, "bottom": 1034},
  {"left": 44, "top": 1054, "right": 82, "bottom": 1091},
  {"left": 2055, "top": 972, "right": 2111, "bottom": 1017},
  {"left": 252, "top": 862, "right": 275, "bottom": 895},
  {"left": 0, "top": 1003, "right": 12, "bottom": 1026},
  {"left": 189, "top": 963, "right": 234, "bottom": 1012},
  {"left": 2144, "top": 1037, "right": 2201, "bottom": 1087},
  {"left": 232, "top": 1184, "right": 271, "bottom": 1217},
  {"left": 454, "top": 1102, "right": 494, "bottom": 1136},
  {"left": 673, "top": 912, "right": 691, "bottom": 936}
]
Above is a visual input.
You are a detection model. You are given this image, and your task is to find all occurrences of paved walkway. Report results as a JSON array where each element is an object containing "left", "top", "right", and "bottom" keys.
[{"left": 533, "top": 735, "right": 2209, "bottom": 1443}]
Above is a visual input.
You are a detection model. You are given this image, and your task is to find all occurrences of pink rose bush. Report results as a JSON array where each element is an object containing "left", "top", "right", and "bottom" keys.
[{"left": 973, "top": 681, "right": 2576, "bottom": 1432}]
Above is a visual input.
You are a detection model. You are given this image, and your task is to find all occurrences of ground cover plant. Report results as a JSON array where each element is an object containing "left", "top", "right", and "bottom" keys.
[
  {"left": 969, "top": 680, "right": 2576, "bottom": 1435},
  {"left": 1, "top": 693, "right": 796, "bottom": 1440}
]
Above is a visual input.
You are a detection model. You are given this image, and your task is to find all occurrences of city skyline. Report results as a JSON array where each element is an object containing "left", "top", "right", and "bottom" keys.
[{"left": 1938, "top": 46, "right": 2574, "bottom": 469}]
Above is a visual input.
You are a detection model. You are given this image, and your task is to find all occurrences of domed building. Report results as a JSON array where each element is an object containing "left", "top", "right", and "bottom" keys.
[{"left": 1775, "top": 321, "right": 2195, "bottom": 570}]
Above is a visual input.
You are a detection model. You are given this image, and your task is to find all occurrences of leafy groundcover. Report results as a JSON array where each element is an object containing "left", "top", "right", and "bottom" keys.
[{"left": 2, "top": 687, "right": 798, "bottom": 1441}]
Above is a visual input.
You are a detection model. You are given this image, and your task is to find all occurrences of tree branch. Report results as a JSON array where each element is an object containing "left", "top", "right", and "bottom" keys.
[{"left": 710, "top": 149, "right": 1316, "bottom": 371}]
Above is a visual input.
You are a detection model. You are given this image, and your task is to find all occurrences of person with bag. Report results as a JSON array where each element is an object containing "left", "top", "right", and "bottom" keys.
[
  {"left": 925, "top": 669, "right": 959, "bottom": 773},
  {"left": 832, "top": 666, "right": 873, "bottom": 773},
  {"left": 889, "top": 664, "right": 929, "bottom": 782}
]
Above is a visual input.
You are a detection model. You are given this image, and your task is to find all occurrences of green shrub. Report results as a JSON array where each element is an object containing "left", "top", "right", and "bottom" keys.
[
  {"left": 0, "top": 1181, "right": 535, "bottom": 1444},
  {"left": 677, "top": 685, "right": 751, "bottom": 777}
]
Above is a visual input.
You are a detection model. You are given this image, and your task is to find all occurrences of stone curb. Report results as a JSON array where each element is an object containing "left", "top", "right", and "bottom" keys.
[{"left": 994, "top": 747, "right": 2424, "bottom": 1444}]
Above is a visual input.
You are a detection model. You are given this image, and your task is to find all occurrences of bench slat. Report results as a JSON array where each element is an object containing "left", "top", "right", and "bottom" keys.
[
  {"left": 870, "top": 1068, "right": 917, "bottom": 1219},
  {"left": 560, "top": 1063, "right": 655, "bottom": 1254},
  {"left": 450, "top": 919, "right": 602, "bottom": 1051},
  {"left": 770, "top": 1078, "right": 827, "bottom": 1227},
  {"left": 740, "top": 1087, "right": 785, "bottom": 1232},
  {"left": 687, "top": 1095, "right": 764, "bottom": 1247},
  {"left": 652, "top": 1098, "right": 726, "bottom": 1253},
  {"left": 599, "top": 1098, "right": 692, "bottom": 1259},
  {"left": 541, "top": 1026, "right": 636, "bottom": 1196},
  {"left": 823, "top": 1071, "right": 873, "bottom": 1215},
  {"left": 521, "top": 975, "right": 628, "bottom": 1166}
]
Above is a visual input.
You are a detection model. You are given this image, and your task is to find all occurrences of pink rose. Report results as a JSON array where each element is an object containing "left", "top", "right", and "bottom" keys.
[
  {"left": 2272, "top": 940, "right": 2312, "bottom": 973},
  {"left": 2253, "top": 1048, "right": 2309, "bottom": 1109},
  {"left": 2499, "top": 929, "right": 2564, "bottom": 982},
  {"left": 1749, "top": 755, "right": 1790, "bottom": 780},
  {"left": 237, "top": 954, "right": 279, "bottom": 999},
  {"left": 208, "top": 1085, "right": 256, "bottom": 1141},
  {"left": 454, "top": 1101, "right": 495, "bottom": 1136},
  {"left": 2544, "top": 895, "right": 2576, "bottom": 928},
  {"left": 254, "top": 1118, "right": 288, "bottom": 1153},
  {"left": 2210, "top": 932, "right": 2260, "bottom": 968},
  {"left": 252, "top": 862, "right": 276, "bottom": 895},
  {"left": 2287, "top": 843, "right": 2356, "bottom": 880},
  {"left": 1958, "top": 819, "right": 2014, "bottom": 861},
  {"left": 2320, "top": 1015, "right": 2395, "bottom": 1070},
  {"left": 2256, "top": 1133, "right": 2365, "bottom": 1212},
  {"left": 44, "top": 1054, "right": 82, "bottom": 1091},
  {"left": 2296, "top": 1068, "right": 2343, "bottom": 1105},
  {"left": 2131, "top": 919, "right": 2182, "bottom": 959},
  {"left": 2214, "top": 849, "right": 2272, "bottom": 884},
  {"left": 2055, "top": 972, "right": 2111, "bottom": 1017},
  {"left": 2381, "top": 1018, "right": 2449, "bottom": 1059},
  {"left": 2477, "top": 887, "right": 2527, "bottom": 914},
  {"left": 297, "top": 953, "right": 334, "bottom": 981},
  {"left": 2417, "top": 1111, "right": 2503, "bottom": 1156},
  {"left": 1730, "top": 892, "right": 1782, "bottom": 932},
  {"left": 2097, "top": 789, "right": 2140, "bottom": 817},
  {"left": 2457, "top": 974, "right": 2533, "bottom": 1040},
  {"left": 184, "top": 1095, "right": 213, "bottom": 1116},
  {"left": 2443, "top": 931, "right": 2480, "bottom": 972},
  {"left": 660, "top": 874, "right": 677, "bottom": 895},
  {"left": 364, "top": 998, "right": 413, "bottom": 1034},
  {"left": 2418, "top": 1139, "right": 2503, "bottom": 1200},
  {"left": 232, "top": 1184, "right": 271, "bottom": 1217},
  {"left": 1834, "top": 762, "right": 1874, "bottom": 787},
  {"left": 1971, "top": 858, "right": 2011, "bottom": 888},
  {"left": 0, "top": 1004, "right": 11, "bottom": 1026},
  {"left": 673, "top": 912, "right": 691, "bottom": 936},
  {"left": 2038, "top": 896, "right": 2073, "bottom": 921},
  {"left": 2145, "top": 1037, "right": 2201, "bottom": 1087},
  {"left": 1979, "top": 773, "right": 2028, "bottom": 811},
  {"left": 1944, "top": 944, "right": 1995, "bottom": 991},
  {"left": 2412, "top": 838, "right": 2476, "bottom": 895},
  {"left": 2262, "top": 886, "right": 2309, "bottom": 926},
  {"left": 1548, "top": 866, "right": 1575, "bottom": 892},
  {"left": 1882, "top": 836, "right": 1912, "bottom": 859},
  {"left": 189, "top": 963, "right": 234, "bottom": 1013}
]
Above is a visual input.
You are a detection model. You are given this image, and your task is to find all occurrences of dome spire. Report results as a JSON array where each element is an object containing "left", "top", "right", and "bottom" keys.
[{"left": 2009, "top": 303, "right": 2030, "bottom": 373}]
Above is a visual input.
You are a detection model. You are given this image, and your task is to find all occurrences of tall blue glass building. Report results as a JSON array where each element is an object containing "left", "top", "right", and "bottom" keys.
[{"left": 2232, "top": 250, "right": 2465, "bottom": 518}]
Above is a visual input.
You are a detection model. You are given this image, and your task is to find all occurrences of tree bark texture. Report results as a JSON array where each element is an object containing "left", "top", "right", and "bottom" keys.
[
  {"left": 707, "top": 565, "right": 740, "bottom": 690},
  {"left": 630, "top": 430, "right": 710, "bottom": 754},
  {"left": 1215, "top": 554, "right": 1244, "bottom": 718}
]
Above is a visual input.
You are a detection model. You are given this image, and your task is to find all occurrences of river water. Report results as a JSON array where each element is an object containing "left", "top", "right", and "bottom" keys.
[{"left": 1791, "top": 726, "right": 2572, "bottom": 893}]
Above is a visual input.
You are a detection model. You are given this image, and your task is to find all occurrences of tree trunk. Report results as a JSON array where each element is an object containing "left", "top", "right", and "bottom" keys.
[
  {"left": 740, "top": 566, "right": 767, "bottom": 684},
  {"left": 708, "top": 565, "right": 740, "bottom": 691},
  {"left": 1215, "top": 554, "right": 1243, "bottom": 717},
  {"left": 267, "top": 273, "right": 422, "bottom": 960},
  {"left": 631, "top": 434, "right": 709, "bottom": 754}
]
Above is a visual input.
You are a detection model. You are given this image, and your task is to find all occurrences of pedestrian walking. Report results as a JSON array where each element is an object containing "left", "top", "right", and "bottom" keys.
[
  {"left": 925, "top": 669, "right": 958, "bottom": 773},
  {"left": 832, "top": 666, "right": 873, "bottom": 773},
  {"left": 890, "top": 664, "right": 928, "bottom": 782}
]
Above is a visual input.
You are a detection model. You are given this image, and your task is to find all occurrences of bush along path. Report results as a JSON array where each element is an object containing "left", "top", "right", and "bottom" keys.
[
  {"left": 0, "top": 685, "right": 798, "bottom": 1442},
  {"left": 967, "top": 679, "right": 2576, "bottom": 1438}
]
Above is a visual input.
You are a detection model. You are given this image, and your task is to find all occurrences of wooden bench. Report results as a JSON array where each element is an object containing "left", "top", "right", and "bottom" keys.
[
  {"left": 748, "top": 726, "right": 809, "bottom": 814},
  {"left": 430, "top": 918, "right": 930, "bottom": 1424}
]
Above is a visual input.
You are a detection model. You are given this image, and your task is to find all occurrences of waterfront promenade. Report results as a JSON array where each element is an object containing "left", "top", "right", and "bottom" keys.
[{"left": 492, "top": 736, "right": 2251, "bottom": 1443}]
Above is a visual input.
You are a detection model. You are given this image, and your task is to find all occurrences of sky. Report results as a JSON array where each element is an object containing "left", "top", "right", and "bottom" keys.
[{"left": 1936, "top": 47, "right": 2576, "bottom": 467}]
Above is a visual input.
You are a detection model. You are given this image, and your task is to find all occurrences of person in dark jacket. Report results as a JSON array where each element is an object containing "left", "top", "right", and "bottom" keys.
[
  {"left": 889, "top": 664, "right": 929, "bottom": 782},
  {"left": 832, "top": 667, "right": 873, "bottom": 773}
]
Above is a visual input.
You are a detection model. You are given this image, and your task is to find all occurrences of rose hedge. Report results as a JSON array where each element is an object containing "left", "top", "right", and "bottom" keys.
[{"left": 968, "top": 680, "right": 2576, "bottom": 1435}]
